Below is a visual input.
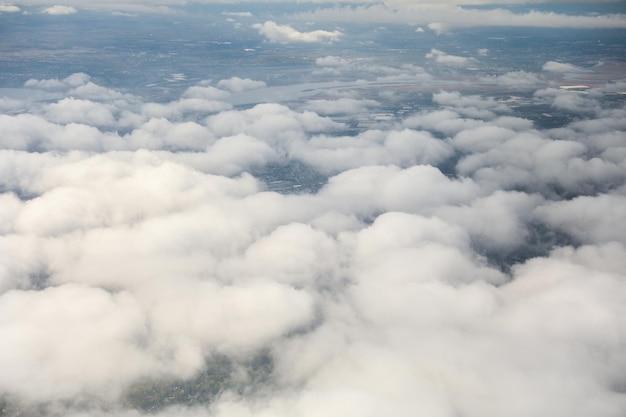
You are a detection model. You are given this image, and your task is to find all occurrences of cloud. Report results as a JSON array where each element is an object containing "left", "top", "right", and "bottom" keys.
[
  {"left": 0, "top": 4, "right": 20, "bottom": 12},
  {"left": 25, "top": 72, "right": 90, "bottom": 90},
  {"left": 480, "top": 70, "right": 546, "bottom": 90},
  {"left": 252, "top": 21, "right": 343, "bottom": 43},
  {"left": 1, "top": 69, "right": 626, "bottom": 417},
  {"left": 292, "top": 129, "right": 454, "bottom": 175},
  {"left": 303, "top": 98, "right": 379, "bottom": 115},
  {"left": 535, "top": 87, "right": 602, "bottom": 114},
  {"left": 293, "top": 3, "right": 626, "bottom": 29},
  {"left": 216, "top": 77, "right": 266, "bottom": 93},
  {"left": 432, "top": 91, "right": 511, "bottom": 119},
  {"left": 313, "top": 56, "right": 431, "bottom": 82},
  {"left": 41, "top": 5, "right": 77, "bottom": 15},
  {"left": 536, "top": 193, "right": 626, "bottom": 245},
  {"left": 315, "top": 55, "right": 350, "bottom": 67},
  {"left": 44, "top": 98, "right": 116, "bottom": 126},
  {"left": 222, "top": 11, "right": 252, "bottom": 17},
  {"left": 543, "top": 61, "right": 586, "bottom": 73},
  {"left": 426, "top": 49, "right": 477, "bottom": 67},
  {"left": 427, "top": 22, "right": 448, "bottom": 35}
]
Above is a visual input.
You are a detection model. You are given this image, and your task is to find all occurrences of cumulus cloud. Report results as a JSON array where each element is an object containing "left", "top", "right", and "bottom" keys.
[
  {"left": 427, "top": 22, "right": 449, "bottom": 35},
  {"left": 25, "top": 72, "right": 91, "bottom": 90},
  {"left": 302, "top": 97, "right": 379, "bottom": 115},
  {"left": 297, "top": 3, "right": 626, "bottom": 29},
  {"left": 252, "top": 21, "right": 343, "bottom": 43},
  {"left": 480, "top": 70, "right": 546, "bottom": 90},
  {"left": 312, "top": 55, "right": 431, "bottom": 82},
  {"left": 432, "top": 90, "right": 511, "bottom": 119},
  {"left": 1, "top": 57, "right": 625, "bottom": 417},
  {"left": 0, "top": 4, "right": 20, "bottom": 12},
  {"left": 535, "top": 87, "right": 602, "bottom": 114},
  {"left": 1, "top": 4, "right": 626, "bottom": 417},
  {"left": 536, "top": 193, "right": 626, "bottom": 244},
  {"left": 543, "top": 61, "right": 586, "bottom": 73},
  {"left": 216, "top": 77, "right": 266, "bottom": 93},
  {"left": 426, "top": 49, "right": 477, "bottom": 67},
  {"left": 315, "top": 55, "right": 350, "bottom": 67},
  {"left": 222, "top": 11, "right": 252, "bottom": 17},
  {"left": 41, "top": 5, "right": 77, "bottom": 15}
]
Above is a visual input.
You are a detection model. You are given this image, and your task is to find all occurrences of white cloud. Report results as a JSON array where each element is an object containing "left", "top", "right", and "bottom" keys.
[
  {"left": 315, "top": 55, "right": 350, "bottom": 67},
  {"left": 543, "top": 61, "right": 586, "bottom": 73},
  {"left": 222, "top": 11, "right": 252, "bottom": 17},
  {"left": 432, "top": 91, "right": 511, "bottom": 119},
  {"left": 44, "top": 98, "right": 116, "bottom": 126},
  {"left": 480, "top": 70, "right": 546, "bottom": 89},
  {"left": 313, "top": 56, "right": 431, "bottom": 82},
  {"left": 303, "top": 97, "right": 379, "bottom": 115},
  {"left": 427, "top": 22, "right": 448, "bottom": 35},
  {"left": 182, "top": 85, "right": 229, "bottom": 100},
  {"left": 536, "top": 193, "right": 626, "bottom": 244},
  {"left": 1, "top": 71, "right": 626, "bottom": 417},
  {"left": 252, "top": 21, "right": 343, "bottom": 43},
  {"left": 0, "top": 4, "right": 19, "bottom": 12},
  {"left": 293, "top": 129, "right": 453, "bottom": 175},
  {"left": 217, "top": 77, "right": 267, "bottom": 92},
  {"left": 426, "top": 49, "right": 477, "bottom": 67},
  {"left": 293, "top": 3, "right": 626, "bottom": 29},
  {"left": 25, "top": 72, "right": 90, "bottom": 90},
  {"left": 535, "top": 87, "right": 602, "bottom": 114},
  {"left": 205, "top": 102, "right": 343, "bottom": 145},
  {"left": 42, "top": 5, "right": 77, "bottom": 15}
]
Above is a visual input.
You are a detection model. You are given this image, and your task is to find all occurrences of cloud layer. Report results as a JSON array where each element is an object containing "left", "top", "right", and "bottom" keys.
[
  {"left": 294, "top": 3, "right": 626, "bottom": 29},
  {"left": 41, "top": 5, "right": 77, "bottom": 14},
  {"left": 5, "top": 1, "right": 624, "bottom": 31},
  {"left": 1, "top": 24, "right": 625, "bottom": 417},
  {"left": 252, "top": 21, "right": 343, "bottom": 43}
]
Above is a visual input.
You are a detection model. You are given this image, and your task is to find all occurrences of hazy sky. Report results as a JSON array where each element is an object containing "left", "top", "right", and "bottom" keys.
[{"left": 2, "top": 0, "right": 625, "bottom": 29}]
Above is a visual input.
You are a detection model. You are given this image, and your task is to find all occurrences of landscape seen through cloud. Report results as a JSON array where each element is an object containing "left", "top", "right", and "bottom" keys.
[{"left": 0, "top": 1, "right": 625, "bottom": 416}]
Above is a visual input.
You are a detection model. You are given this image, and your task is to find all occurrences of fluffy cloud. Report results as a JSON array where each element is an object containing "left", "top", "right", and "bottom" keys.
[
  {"left": 479, "top": 70, "right": 546, "bottom": 89},
  {"left": 216, "top": 77, "right": 266, "bottom": 93},
  {"left": 41, "top": 5, "right": 77, "bottom": 15},
  {"left": 303, "top": 98, "right": 379, "bottom": 115},
  {"left": 222, "top": 11, "right": 252, "bottom": 17},
  {"left": 25, "top": 72, "right": 91, "bottom": 90},
  {"left": 543, "top": 61, "right": 586, "bottom": 73},
  {"left": 535, "top": 87, "right": 602, "bottom": 114},
  {"left": 293, "top": 129, "right": 454, "bottom": 175},
  {"left": 315, "top": 55, "right": 350, "bottom": 67},
  {"left": 2, "top": 3, "right": 625, "bottom": 415},
  {"left": 313, "top": 55, "right": 431, "bottom": 82},
  {"left": 426, "top": 49, "right": 477, "bottom": 67},
  {"left": 0, "top": 4, "right": 20, "bottom": 12},
  {"left": 536, "top": 193, "right": 626, "bottom": 244},
  {"left": 432, "top": 91, "right": 511, "bottom": 119},
  {"left": 252, "top": 21, "right": 343, "bottom": 43},
  {"left": 294, "top": 3, "right": 626, "bottom": 29},
  {"left": 1, "top": 66, "right": 625, "bottom": 417}
]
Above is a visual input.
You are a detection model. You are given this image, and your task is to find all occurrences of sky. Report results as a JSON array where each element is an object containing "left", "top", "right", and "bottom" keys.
[
  {"left": 1, "top": 1, "right": 626, "bottom": 417},
  {"left": 1, "top": 0, "right": 626, "bottom": 28}
]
